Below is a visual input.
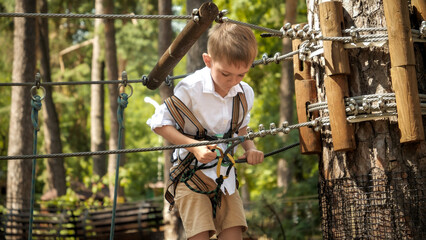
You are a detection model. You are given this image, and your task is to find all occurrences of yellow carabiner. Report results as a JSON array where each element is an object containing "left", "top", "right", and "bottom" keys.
[{"left": 212, "top": 146, "right": 236, "bottom": 179}]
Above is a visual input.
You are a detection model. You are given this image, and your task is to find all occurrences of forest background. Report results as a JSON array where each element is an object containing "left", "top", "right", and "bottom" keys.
[{"left": 0, "top": 0, "right": 320, "bottom": 238}]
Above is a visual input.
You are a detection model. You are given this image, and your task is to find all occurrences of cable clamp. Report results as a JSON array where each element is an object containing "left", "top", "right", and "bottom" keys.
[
  {"left": 216, "top": 9, "right": 228, "bottom": 23},
  {"left": 262, "top": 53, "right": 268, "bottom": 65},
  {"left": 350, "top": 26, "right": 360, "bottom": 43},
  {"left": 420, "top": 21, "right": 426, "bottom": 39},
  {"left": 192, "top": 8, "right": 199, "bottom": 22},
  {"left": 274, "top": 52, "right": 280, "bottom": 64}
]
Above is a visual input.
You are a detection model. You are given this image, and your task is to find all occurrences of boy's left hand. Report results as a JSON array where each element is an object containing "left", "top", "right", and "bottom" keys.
[{"left": 239, "top": 149, "right": 264, "bottom": 165}]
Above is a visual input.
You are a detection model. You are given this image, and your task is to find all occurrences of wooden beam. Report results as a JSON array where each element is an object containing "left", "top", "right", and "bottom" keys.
[
  {"left": 383, "top": 0, "right": 424, "bottom": 143},
  {"left": 292, "top": 33, "right": 322, "bottom": 155},
  {"left": 145, "top": 2, "right": 218, "bottom": 90},
  {"left": 319, "top": 1, "right": 355, "bottom": 151}
]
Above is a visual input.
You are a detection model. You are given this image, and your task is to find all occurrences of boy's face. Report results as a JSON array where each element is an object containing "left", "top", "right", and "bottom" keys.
[{"left": 203, "top": 53, "right": 250, "bottom": 97}]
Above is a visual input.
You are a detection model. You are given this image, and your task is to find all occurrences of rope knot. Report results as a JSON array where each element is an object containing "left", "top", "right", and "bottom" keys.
[
  {"left": 31, "top": 96, "right": 42, "bottom": 131},
  {"left": 215, "top": 175, "right": 224, "bottom": 185},
  {"left": 118, "top": 93, "right": 129, "bottom": 108}
]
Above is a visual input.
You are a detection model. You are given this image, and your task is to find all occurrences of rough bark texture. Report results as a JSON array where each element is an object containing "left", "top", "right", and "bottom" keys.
[
  {"left": 104, "top": 0, "right": 125, "bottom": 202},
  {"left": 160, "top": 0, "right": 184, "bottom": 239},
  {"left": 307, "top": 0, "right": 426, "bottom": 238},
  {"left": 186, "top": 0, "right": 210, "bottom": 73},
  {"left": 7, "top": 0, "right": 36, "bottom": 209},
  {"left": 7, "top": 0, "right": 36, "bottom": 238},
  {"left": 91, "top": 0, "right": 107, "bottom": 177},
  {"left": 277, "top": 0, "right": 298, "bottom": 192},
  {"left": 37, "top": 0, "right": 67, "bottom": 198}
]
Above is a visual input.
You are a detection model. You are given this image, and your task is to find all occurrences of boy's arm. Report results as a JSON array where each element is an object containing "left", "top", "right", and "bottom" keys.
[
  {"left": 238, "top": 126, "right": 264, "bottom": 165},
  {"left": 154, "top": 125, "right": 217, "bottom": 163}
]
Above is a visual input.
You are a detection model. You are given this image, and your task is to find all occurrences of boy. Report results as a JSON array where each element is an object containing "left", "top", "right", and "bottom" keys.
[{"left": 147, "top": 22, "right": 264, "bottom": 240}]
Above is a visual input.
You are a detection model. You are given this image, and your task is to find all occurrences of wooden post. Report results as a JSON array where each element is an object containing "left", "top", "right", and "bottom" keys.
[
  {"left": 292, "top": 32, "right": 322, "bottom": 154},
  {"left": 383, "top": 0, "right": 424, "bottom": 143},
  {"left": 319, "top": 1, "right": 355, "bottom": 151},
  {"left": 145, "top": 2, "right": 218, "bottom": 90},
  {"left": 412, "top": 0, "right": 426, "bottom": 22}
]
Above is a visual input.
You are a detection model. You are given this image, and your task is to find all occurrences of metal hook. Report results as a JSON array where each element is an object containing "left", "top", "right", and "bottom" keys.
[
  {"left": 118, "top": 83, "right": 133, "bottom": 99},
  {"left": 31, "top": 86, "right": 46, "bottom": 101}
]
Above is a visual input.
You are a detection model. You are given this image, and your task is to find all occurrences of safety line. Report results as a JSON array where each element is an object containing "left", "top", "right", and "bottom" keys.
[
  {"left": 0, "top": 12, "right": 191, "bottom": 20},
  {"left": 0, "top": 74, "right": 188, "bottom": 87},
  {"left": 28, "top": 92, "right": 43, "bottom": 240},
  {"left": 109, "top": 91, "right": 129, "bottom": 239}
]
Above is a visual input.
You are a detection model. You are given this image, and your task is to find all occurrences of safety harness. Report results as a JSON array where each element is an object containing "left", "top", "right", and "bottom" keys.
[{"left": 164, "top": 86, "right": 248, "bottom": 217}]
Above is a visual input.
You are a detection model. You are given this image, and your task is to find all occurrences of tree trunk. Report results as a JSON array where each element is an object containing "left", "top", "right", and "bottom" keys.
[
  {"left": 307, "top": 0, "right": 426, "bottom": 238},
  {"left": 7, "top": 0, "right": 36, "bottom": 209},
  {"left": 91, "top": 0, "right": 107, "bottom": 178},
  {"left": 186, "top": 0, "right": 210, "bottom": 73},
  {"left": 7, "top": 0, "right": 36, "bottom": 237},
  {"left": 159, "top": 0, "right": 184, "bottom": 239},
  {"left": 277, "top": 0, "right": 298, "bottom": 193},
  {"left": 37, "top": 0, "right": 66, "bottom": 198},
  {"left": 104, "top": 0, "right": 125, "bottom": 202}
]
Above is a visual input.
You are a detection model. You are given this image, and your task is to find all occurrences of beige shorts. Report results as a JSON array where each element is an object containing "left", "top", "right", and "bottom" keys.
[{"left": 174, "top": 170, "right": 248, "bottom": 238}]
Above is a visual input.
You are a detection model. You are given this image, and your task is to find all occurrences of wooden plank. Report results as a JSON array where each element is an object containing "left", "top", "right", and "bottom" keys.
[
  {"left": 383, "top": 0, "right": 424, "bottom": 143},
  {"left": 292, "top": 34, "right": 322, "bottom": 154},
  {"left": 319, "top": 1, "right": 350, "bottom": 75},
  {"left": 146, "top": 2, "right": 219, "bottom": 90},
  {"left": 324, "top": 75, "right": 356, "bottom": 151},
  {"left": 319, "top": 1, "right": 355, "bottom": 151}
]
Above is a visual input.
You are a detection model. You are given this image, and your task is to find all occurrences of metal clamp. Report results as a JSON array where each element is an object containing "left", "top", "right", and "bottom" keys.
[
  {"left": 420, "top": 21, "right": 426, "bottom": 39},
  {"left": 31, "top": 73, "right": 45, "bottom": 100},
  {"left": 262, "top": 53, "right": 268, "bottom": 65},
  {"left": 192, "top": 8, "right": 199, "bottom": 22},
  {"left": 349, "top": 26, "right": 360, "bottom": 42}
]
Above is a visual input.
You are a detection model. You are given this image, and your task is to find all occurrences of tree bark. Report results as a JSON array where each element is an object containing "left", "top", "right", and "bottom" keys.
[
  {"left": 186, "top": 0, "right": 210, "bottom": 73},
  {"left": 7, "top": 0, "right": 36, "bottom": 238},
  {"left": 277, "top": 0, "right": 298, "bottom": 193},
  {"left": 104, "top": 0, "right": 125, "bottom": 202},
  {"left": 307, "top": 0, "right": 426, "bottom": 238},
  {"left": 91, "top": 0, "right": 107, "bottom": 178},
  {"left": 7, "top": 0, "right": 36, "bottom": 210},
  {"left": 37, "top": 0, "right": 67, "bottom": 198}
]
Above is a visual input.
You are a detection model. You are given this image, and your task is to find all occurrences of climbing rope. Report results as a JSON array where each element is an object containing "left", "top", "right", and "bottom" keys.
[
  {"left": 28, "top": 75, "right": 46, "bottom": 240},
  {"left": 0, "top": 12, "right": 191, "bottom": 20},
  {"left": 109, "top": 82, "right": 132, "bottom": 240}
]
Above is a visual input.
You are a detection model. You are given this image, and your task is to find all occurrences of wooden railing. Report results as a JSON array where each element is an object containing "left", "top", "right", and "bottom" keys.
[{"left": 0, "top": 202, "right": 163, "bottom": 239}]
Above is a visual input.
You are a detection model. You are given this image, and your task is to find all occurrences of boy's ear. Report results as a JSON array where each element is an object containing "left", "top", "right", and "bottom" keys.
[{"left": 202, "top": 53, "right": 212, "bottom": 68}]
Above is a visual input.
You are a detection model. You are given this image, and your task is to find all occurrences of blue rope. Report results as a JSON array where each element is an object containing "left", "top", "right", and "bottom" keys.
[
  {"left": 29, "top": 95, "right": 42, "bottom": 240},
  {"left": 109, "top": 92, "right": 128, "bottom": 239}
]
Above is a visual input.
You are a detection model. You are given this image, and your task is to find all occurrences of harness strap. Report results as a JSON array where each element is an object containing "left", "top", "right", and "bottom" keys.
[
  {"left": 165, "top": 153, "right": 195, "bottom": 210},
  {"left": 163, "top": 84, "right": 248, "bottom": 215},
  {"left": 165, "top": 96, "right": 206, "bottom": 139}
]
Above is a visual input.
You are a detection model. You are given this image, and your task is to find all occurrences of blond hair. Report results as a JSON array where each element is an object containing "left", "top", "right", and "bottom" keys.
[{"left": 207, "top": 22, "right": 258, "bottom": 67}]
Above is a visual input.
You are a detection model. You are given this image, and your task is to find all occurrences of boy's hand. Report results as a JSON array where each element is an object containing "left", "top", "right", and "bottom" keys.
[
  {"left": 191, "top": 145, "right": 218, "bottom": 164},
  {"left": 239, "top": 149, "right": 264, "bottom": 165}
]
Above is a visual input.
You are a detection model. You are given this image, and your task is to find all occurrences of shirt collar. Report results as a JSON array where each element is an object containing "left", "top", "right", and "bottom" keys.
[{"left": 202, "top": 67, "right": 243, "bottom": 98}]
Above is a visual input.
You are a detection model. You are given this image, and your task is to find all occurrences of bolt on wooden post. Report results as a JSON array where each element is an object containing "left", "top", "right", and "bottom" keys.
[
  {"left": 319, "top": 1, "right": 356, "bottom": 151},
  {"left": 383, "top": 0, "right": 424, "bottom": 143},
  {"left": 292, "top": 24, "right": 322, "bottom": 155}
]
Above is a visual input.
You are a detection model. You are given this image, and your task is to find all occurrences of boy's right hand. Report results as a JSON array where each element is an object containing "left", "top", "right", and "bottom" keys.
[{"left": 191, "top": 145, "right": 217, "bottom": 164}]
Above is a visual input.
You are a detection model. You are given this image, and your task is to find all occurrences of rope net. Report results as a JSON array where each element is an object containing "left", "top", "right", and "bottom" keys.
[{"left": 319, "top": 171, "right": 426, "bottom": 239}]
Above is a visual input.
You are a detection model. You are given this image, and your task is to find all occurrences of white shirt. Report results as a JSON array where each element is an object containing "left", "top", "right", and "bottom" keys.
[{"left": 147, "top": 67, "right": 254, "bottom": 195}]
